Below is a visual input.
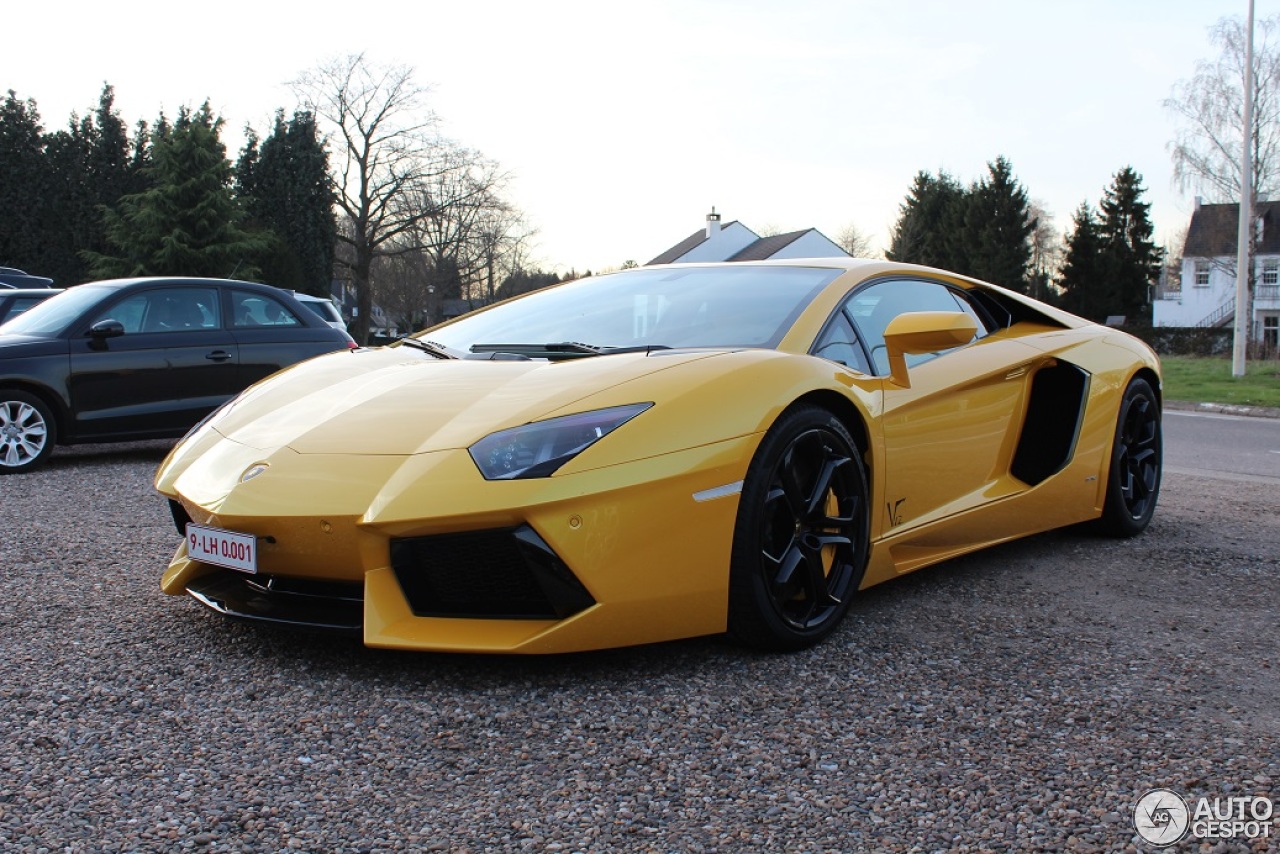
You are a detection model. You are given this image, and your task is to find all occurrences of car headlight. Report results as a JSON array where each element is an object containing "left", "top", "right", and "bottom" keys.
[{"left": 468, "top": 403, "right": 653, "bottom": 480}]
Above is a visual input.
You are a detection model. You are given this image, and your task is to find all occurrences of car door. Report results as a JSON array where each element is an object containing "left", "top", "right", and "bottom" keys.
[
  {"left": 847, "top": 277, "right": 1041, "bottom": 535},
  {"left": 228, "top": 288, "right": 342, "bottom": 386},
  {"left": 68, "top": 285, "right": 241, "bottom": 439}
]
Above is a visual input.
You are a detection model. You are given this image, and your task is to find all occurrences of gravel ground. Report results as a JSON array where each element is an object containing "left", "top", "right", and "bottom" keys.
[{"left": 0, "top": 440, "right": 1276, "bottom": 853}]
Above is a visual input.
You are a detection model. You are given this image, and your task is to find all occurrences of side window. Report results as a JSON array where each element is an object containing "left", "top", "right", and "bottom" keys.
[
  {"left": 811, "top": 312, "right": 870, "bottom": 373},
  {"left": 947, "top": 289, "right": 991, "bottom": 340},
  {"left": 846, "top": 279, "right": 979, "bottom": 376},
  {"left": 231, "top": 291, "right": 302, "bottom": 328},
  {"left": 91, "top": 288, "right": 220, "bottom": 334}
]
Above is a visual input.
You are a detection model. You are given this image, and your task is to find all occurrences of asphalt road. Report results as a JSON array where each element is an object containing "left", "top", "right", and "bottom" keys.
[{"left": 1164, "top": 408, "right": 1280, "bottom": 483}]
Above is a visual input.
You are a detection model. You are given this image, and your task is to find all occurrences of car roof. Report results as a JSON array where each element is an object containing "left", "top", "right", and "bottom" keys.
[
  {"left": 79, "top": 276, "right": 289, "bottom": 291},
  {"left": 0, "top": 288, "right": 63, "bottom": 297}
]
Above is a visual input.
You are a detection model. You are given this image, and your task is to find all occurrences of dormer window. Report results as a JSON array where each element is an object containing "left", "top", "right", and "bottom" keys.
[
  {"left": 1194, "top": 261, "right": 1210, "bottom": 287},
  {"left": 1264, "top": 259, "right": 1279, "bottom": 285}
]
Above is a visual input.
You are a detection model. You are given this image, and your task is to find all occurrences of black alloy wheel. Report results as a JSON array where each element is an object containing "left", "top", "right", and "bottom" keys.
[
  {"left": 1098, "top": 377, "right": 1162, "bottom": 537},
  {"left": 729, "top": 406, "right": 869, "bottom": 651}
]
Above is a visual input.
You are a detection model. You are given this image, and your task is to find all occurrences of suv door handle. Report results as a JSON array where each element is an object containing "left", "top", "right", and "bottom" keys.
[{"left": 205, "top": 350, "right": 233, "bottom": 362}]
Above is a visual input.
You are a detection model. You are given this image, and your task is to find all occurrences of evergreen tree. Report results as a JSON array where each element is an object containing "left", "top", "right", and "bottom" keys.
[
  {"left": 39, "top": 85, "right": 142, "bottom": 284},
  {"left": 1058, "top": 202, "right": 1108, "bottom": 320},
  {"left": 236, "top": 110, "right": 336, "bottom": 295},
  {"left": 962, "top": 156, "right": 1035, "bottom": 293},
  {"left": 84, "top": 103, "right": 267, "bottom": 279},
  {"left": 1097, "top": 167, "right": 1164, "bottom": 323},
  {"left": 887, "top": 157, "right": 1036, "bottom": 292},
  {"left": 0, "top": 92, "right": 49, "bottom": 271},
  {"left": 886, "top": 170, "right": 966, "bottom": 270}
]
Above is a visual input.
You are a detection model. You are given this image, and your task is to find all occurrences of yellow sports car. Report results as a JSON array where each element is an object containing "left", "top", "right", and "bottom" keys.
[{"left": 154, "top": 259, "right": 1162, "bottom": 653}]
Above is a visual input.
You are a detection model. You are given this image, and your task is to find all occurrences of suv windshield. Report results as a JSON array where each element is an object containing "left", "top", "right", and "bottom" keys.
[
  {"left": 0, "top": 285, "right": 110, "bottom": 337},
  {"left": 426, "top": 265, "right": 839, "bottom": 354}
]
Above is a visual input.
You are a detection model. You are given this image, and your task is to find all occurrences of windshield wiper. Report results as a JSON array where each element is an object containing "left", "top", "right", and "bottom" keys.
[
  {"left": 397, "top": 337, "right": 456, "bottom": 359},
  {"left": 469, "top": 342, "right": 671, "bottom": 360}
]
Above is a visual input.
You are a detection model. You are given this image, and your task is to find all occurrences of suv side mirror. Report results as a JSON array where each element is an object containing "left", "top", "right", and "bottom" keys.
[
  {"left": 882, "top": 311, "right": 977, "bottom": 388},
  {"left": 88, "top": 319, "right": 126, "bottom": 339}
]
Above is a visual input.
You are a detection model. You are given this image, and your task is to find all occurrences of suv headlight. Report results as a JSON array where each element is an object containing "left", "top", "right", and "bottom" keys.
[{"left": 468, "top": 403, "right": 652, "bottom": 480}]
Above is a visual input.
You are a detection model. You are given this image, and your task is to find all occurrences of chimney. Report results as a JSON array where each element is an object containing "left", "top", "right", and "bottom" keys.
[
  {"left": 706, "top": 207, "right": 721, "bottom": 239},
  {"left": 1194, "top": 196, "right": 1202, "bottom": 211}
]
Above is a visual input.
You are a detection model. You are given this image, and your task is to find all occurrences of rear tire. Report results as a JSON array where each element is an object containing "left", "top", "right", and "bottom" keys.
[
  {"left": 0, "top": 391, "right": 56, "bottom": 474},
  {"left": 728, "top": 406, "right": 869, "bottom": 651},
  {"left": 1096, "top": 377, "right": 1161, "bottom": 537}
]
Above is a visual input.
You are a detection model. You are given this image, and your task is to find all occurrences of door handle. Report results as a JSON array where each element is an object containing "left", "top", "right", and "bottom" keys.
[{"left": 205, "top": 350, "right": 233, "bottom": 362}]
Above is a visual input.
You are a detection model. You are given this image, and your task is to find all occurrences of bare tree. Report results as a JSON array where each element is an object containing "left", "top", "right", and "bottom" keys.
[
  {"left": 400, "top": 149, "right": 532, "bottom": 307},
  {"left": 1027, "top": 200, "right": 1060, "bottom": 302},
  {"left": 1166, "top": 14, "right": 1280, "bottom": 202},
  {"left": 835, "top": 223, "right": 876, "bottom": 258},
  {"left": 291, "top": 53, "right": 448, "bottom": 343},
  {"left": 1166, "top": 15, "right": 1280, "bottom": 343},
  {"left": 369, "top": 248, "right": 433, "bottom": 333}
]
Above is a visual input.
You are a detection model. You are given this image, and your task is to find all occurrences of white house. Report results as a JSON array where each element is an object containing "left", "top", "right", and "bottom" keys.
[
  {"left": 1152, "top": 199, "right": 1280, "bottom": 350},
  {"left": 646, "top": 209, "right": 849, "bottom": 265}
]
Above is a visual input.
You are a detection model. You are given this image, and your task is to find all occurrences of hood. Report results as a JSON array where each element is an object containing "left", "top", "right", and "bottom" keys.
[
  {"left": 212, "top": 346, "right": 726, "bottom": 455},
  {"left": 0, "top": 333, "right": 65, "bottom": 356}
]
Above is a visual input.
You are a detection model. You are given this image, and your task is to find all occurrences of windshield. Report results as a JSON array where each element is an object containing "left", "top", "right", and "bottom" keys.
[
  {"left": 425, "top": 265, "right": 840, "bottom": 354},
  {"left": 0, "top": 284, "right": 110, "bottom": 337}
]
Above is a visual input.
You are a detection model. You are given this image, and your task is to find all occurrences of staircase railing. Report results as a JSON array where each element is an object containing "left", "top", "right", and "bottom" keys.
[{"left": 1196, "top": 298, "right": 1235, "bottom": 328}]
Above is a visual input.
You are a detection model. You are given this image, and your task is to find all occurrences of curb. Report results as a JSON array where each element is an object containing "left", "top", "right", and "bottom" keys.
[{"left": 1165, "top": 400, "right": 1280, "bottom": 419}]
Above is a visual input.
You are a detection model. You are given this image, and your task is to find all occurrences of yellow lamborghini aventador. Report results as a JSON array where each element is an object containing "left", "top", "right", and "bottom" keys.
[{"left": 154, "top": 259, "right": 1162, "bottom": 653}]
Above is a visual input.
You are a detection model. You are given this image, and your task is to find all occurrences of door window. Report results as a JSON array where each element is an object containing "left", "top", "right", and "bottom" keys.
[
  {"left": 91, "top": 288, "right": 221, "bottom": 334},
  {"left": 846, "top": 279, "right": 984, "bottom": 375}
]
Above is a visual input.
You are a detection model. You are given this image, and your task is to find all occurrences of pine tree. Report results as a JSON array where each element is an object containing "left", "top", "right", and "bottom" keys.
[
  {"left": 1058, "top": 202, "right": 1108, "bottom": 320},
  {"left": 886, "top": 170, "right": 966, "bottom": 270},
  {"left": 236, "top": 110, "right": 336, "bottom": 294},
  {"left": 39, "top": 85, "right": 142, "bottom": 284},
  {"left": 0, "top": 91, "right": 49, "bottom": 272},
  {"left": 962, "top": 156, "right": 1035, "bottom": 293},
  {"left": 1097, "top": 167, "right": 1164, "bottom": 323},
  {"left": 84, "top": 103, "right": 267, "bottom": 279},
  {"left": 888, "top": 158, "right": 1036, "bottom": 291}
]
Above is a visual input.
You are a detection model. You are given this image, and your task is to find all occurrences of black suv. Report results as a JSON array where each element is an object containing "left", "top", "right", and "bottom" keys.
[{"left": 0, "top": 277, "right": 356, "bottom": 473}]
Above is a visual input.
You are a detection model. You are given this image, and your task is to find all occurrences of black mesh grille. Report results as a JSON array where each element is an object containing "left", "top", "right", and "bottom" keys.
[{"left": 390, "top": 525, "right": 595, "bottom": 620}]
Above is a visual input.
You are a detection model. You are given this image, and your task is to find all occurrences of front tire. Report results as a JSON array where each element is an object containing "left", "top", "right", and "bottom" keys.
[
  {"left": 728, "top": 406, "right": 870, "bottom": 651},
  {"left": 0, "top": 391, "right": 56, "bottom": 474},
  {"left": 1097, "top": 377, "right": 1161, "bottom": 537}
]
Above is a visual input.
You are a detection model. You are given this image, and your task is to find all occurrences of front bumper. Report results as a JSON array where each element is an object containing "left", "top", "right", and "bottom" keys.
[{"left": 160, "top": 435, "right": 757, "bottom": 653}]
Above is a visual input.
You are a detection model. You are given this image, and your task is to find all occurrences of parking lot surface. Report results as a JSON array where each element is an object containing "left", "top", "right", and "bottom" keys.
[{"left": 1, "top": 440, "right": 1276, "bottom": 851}]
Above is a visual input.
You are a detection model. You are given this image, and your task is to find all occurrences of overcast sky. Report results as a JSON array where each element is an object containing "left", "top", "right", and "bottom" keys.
[{"left": 4, "top": 0, "right": 1265, "bottom": 274}]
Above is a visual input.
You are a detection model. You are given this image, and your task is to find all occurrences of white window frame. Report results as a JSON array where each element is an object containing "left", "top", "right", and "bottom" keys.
[
  {"left": 1193, "top": 261, "right": 1210, "bottom": 287},
  {"left": 1264, "top": 259, "right": 1280, "bottom": 286}
]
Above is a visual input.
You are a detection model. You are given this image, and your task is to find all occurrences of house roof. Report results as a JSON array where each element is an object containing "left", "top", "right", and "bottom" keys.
[
  {"left": 646, "top": 229, "right": 708, "bottom": 265},
  {"left": 1185, "top": 200, "right": 1280, "bottom": 256},
  {"left": 727, "top": 230, "right": 810, "bottom": 261}
]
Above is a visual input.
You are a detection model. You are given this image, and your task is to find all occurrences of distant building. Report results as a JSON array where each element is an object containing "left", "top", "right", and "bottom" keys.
[
  {"left": 646, "top": 209, "right": 848, "bottom": 266},
  {"left": 1152, "top": 198, "right": 1280, "bottom": 349}
]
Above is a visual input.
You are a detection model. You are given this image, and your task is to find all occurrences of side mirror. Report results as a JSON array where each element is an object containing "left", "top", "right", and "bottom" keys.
[
  {"left": 88, "top": 319, "right": 126, "bottom": 339},
  {"left": 882, "top": 311, "right": 977, "bottom": 388}
]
